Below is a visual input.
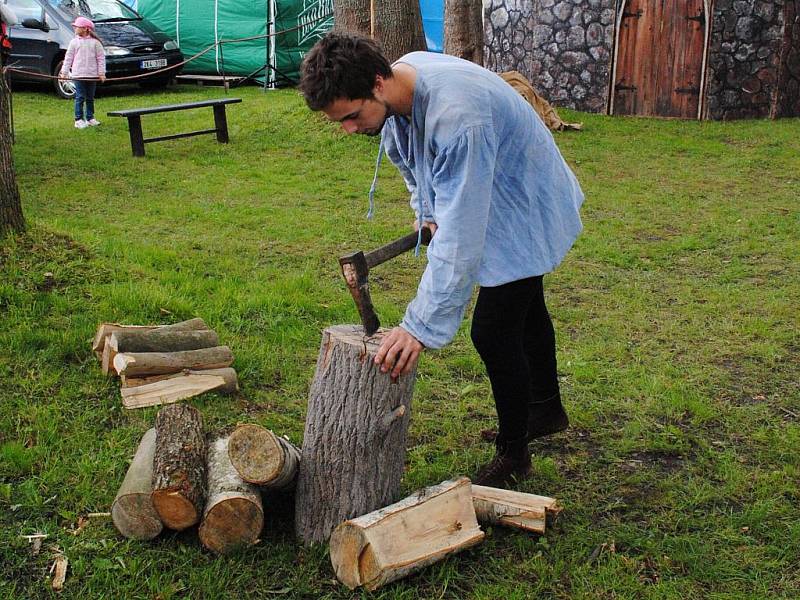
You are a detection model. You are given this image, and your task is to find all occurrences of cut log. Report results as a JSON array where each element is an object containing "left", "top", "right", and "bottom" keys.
[
  {"left": 151, "top": 404, "right": 206, "bottom": 530},
  {"left": 199, "top": 433, "right": 264, "bottom": 555},
  {"left": 111, "top": 428, "right": 163, "bottom": 540},
  {"left": 114, "top": 346, "right": 234, "bottom": 378},
  {"left": 329, "top": 477, "right": 484, "bottom": 591},
  {"left": 295, "top": 325, "right": 416, "bottom": 544},
  {"left": 91, "top": 318, "right": 208, "bottom": 358},
  {"left": 228, "top": 424, "right": 300, "bottom": 490},
  {"left": 101, "top": 335, "right": 117, "bottom": 377},
  {"left": 471, "top": 485, "right": 561, "bottom": 534},
  {"left": 109, "top": 329, "right": 219, "bottom": 354},
  {"left": 121, "top": 368, "right": 239, "bottom": 409}
]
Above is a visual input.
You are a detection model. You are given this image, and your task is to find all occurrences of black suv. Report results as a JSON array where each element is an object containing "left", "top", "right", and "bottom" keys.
[{"left": 4, "top": 0, "right": 183, "bottom": 98}]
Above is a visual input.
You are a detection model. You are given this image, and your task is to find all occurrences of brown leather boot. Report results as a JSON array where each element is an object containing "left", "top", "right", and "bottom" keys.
[
  {"left": 472, "top": 436, "right": 531, "bottom": 488},
  {"left": 527, "top": 393, "right": 569, "bottom": 442}
]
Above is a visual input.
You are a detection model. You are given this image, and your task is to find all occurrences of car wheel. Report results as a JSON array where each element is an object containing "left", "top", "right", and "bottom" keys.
[{"left": 53, "top": 60, "right": 76, "bottom": 100}]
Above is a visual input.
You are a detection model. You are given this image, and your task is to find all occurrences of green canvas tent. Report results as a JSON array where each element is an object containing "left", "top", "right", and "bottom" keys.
[{"left": 136, "top": 0, "right": 333, "bottom": 85}]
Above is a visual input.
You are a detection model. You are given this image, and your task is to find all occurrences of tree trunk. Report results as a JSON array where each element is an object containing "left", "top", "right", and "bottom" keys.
[
  {"left": 113, "top": 346, "right": 234, "bottom": 377},
  {"left": 151, "top": 404, "right": 206, "bottom": 530},
  {"left": 374, "top": 0, "right": 427, "bottom": 63},
  {"left": 443, "top": 0, "right": 483, "bottom": 65},
  {"left": 227, "top": 424, "right": 300, "bottom": 490},
  {"left": 111, "top": 428, "right": 163, "bottom": 540},
  {"left": 199, "top": 433, "right": 264, "bottom": 555},
  {"left": 0, "top": 73, "right": 24, "bottom": 236},
  {"left": 334, "top": 0, "right": 371, "bottom": 36},
  {"left": 329, "top": 477, "right": 484, "bottom": 590},
  {"left": 294, "top": 325, "right": 416, "bottom": 544}
]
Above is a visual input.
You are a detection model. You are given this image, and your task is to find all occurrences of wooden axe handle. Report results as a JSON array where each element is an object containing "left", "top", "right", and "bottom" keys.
[{"left": 363, "top": 227, "right": 433, "bottom": 269}]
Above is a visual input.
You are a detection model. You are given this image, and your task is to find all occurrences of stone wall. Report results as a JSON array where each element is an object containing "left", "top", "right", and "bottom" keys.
[
  {"left": 775, "top": 0, "right": 800, "bottom": 116},
  {"left": 703, "top": 0, "right": 787, "bottom": 119},
  {"left": 483, "top": 0, "right": 615, "bottom": 113}
]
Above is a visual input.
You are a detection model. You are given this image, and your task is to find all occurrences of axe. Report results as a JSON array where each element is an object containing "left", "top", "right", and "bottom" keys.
[{"left": 339, "top": 227, "right": 433, "bottom": 336}]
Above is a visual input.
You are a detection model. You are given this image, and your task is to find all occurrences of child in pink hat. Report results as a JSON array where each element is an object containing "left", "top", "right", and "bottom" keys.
[{"left": 59, "top": 17, "right": 106, "bottom": 129}]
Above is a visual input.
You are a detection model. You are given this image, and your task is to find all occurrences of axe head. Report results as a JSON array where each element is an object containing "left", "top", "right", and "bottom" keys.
[{"left": 339, "top": 250, "right": 380, "bottom": 336}]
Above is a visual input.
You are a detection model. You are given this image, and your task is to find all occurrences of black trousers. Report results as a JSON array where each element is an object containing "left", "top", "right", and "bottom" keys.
[{"left": 470, "top": 276, "right": 560, "bottom": 443}]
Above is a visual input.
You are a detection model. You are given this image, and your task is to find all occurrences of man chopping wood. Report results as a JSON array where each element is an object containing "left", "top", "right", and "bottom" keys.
[{"left": 299, "top": 33, "right": 584, "bottom": 488}]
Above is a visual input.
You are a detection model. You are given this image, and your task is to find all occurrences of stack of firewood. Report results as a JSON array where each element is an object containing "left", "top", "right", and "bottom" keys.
[
  {"left": 112, "top": 404, "right": 300, "bottom": 554},
  {"left": 91, "top": 318, "right": 239, "bottom": 409}
]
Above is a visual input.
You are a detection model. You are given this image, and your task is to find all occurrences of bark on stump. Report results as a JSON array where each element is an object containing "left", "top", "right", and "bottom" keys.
[
  {"left": 228, "top": 424, "right": 300, "bottom": 490},
  {"left": 151, "top": 404, "right": 206, "bottom": 530},
  {"left": 111, "top": 428, "right": 163, "bottom": 540},
  {"left": 199, "top": 433, "right": 264, "bottom": 555},
  {"left": 295, "top": 325, "right": 416, "bottom": 545}
]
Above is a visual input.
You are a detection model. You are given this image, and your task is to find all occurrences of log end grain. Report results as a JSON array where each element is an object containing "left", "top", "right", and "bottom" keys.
[
  {"left": 198, "top": 497, "right": 264, "bottom": 555},
  {"left": 111, "top": 494, "right": 163, "bottom": 540},
  {"left": 151, "top": 489, "right": 200, "bottom": 531},
  {"left": 228, "top": 424, "right": 284, "bottom": 485},
  {"left": 329, "top": 522, "right": 371, "bottom": 589}
]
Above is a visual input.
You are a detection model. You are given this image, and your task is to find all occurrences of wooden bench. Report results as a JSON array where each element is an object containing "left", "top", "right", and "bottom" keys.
[{"left": 108, "top": 98, "right": 242, "bottom": 157}]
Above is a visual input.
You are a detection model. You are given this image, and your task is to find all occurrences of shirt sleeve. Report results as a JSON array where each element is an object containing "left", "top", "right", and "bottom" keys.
[
  {"left": 400, "top": 124, "right": 498, "bottom": 349},
  {"left": 96, "top": 41, "right": 106, "bottom": 76},
  {"left": 61, "top": 40, "right": 76, "bottom": 75},
  {"left": 382, "top": 125, "right": 433, "bottom": 222}
]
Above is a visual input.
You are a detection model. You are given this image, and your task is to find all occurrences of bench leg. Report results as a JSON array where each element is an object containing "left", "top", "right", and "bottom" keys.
[
  {"left": 127, "top": 115, "right": 146, "bottom": 157},
  {"left": 213, "top": 105, "right": 229, "bottom": 144}
]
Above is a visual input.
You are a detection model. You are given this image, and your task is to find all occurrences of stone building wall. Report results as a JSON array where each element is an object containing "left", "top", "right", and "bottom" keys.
[
  {"left": 704, "top": 0, "right": 788, "bottom": 119},
  {"left": 775, "top": 0, "right": 800, "bottom": 116},
  {"left": 483, "top": 0, "right": 616, "bottom": 113}
]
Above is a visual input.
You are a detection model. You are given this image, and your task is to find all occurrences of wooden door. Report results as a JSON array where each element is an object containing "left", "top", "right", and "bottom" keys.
[{"left": 613, "top": 0, "right": 706, "bottom": 118}]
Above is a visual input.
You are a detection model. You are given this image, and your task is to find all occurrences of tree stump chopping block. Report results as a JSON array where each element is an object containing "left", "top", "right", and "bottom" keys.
[
  {"left": 151, "top": 404, "right": 206, "bottom": 530},
  {"left": 294, "top": 325, "right": 416, "bottom": 545},
  {"left": 111, "top": 428, "right": 163, "bottom": 540},
  {"left": 199, "top": 433, "right": 264, "bottom": 555}
]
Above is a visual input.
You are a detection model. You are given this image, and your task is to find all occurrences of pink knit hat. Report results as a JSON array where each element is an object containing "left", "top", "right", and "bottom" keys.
[{"left": 72, "top": 16, "right": 94, "bottom": 29}]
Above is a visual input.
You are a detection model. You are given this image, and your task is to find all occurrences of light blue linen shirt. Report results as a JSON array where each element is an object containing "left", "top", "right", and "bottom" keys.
[{"left": 381, "top": 52, "right": 585, "bottom": 349}]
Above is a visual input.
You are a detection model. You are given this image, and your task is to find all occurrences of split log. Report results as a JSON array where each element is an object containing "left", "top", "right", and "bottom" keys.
[
  {"left": 111, "top": 428, "right": 163, "bottom": 540},
  {"left": 471, "top": 485, "right": 561, "bottom": 534},
  {"left": 151, "top": 404, "right": 206, "bottom": 530},
  {"left": 109, "top": 329, "right": 219, "bottom": 354},
  {"left": 228, "top": 424, "right": 300, "bottom": 490},
  {"left": 199, "top": 433, "right": 264, "bottom": 555},
  {"left": 329, "top": 477, "right": 484, "bottom": 591},
  {"left": 295, "top": 325, "right": 416, "bottom": 544},
  {"left": 120, "top": 368, "right": 238, "bottom": 409},
  {"left": 114, "top": 346, "right": 234, "bottom": 378},
  {"left": 91, "top": 318, "right": 208, "bottom": 358},
  {"left": 101, "top": 336, "right": 116, "bottom": 376}
]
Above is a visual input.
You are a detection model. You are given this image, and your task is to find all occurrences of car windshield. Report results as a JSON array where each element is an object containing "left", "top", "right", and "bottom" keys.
[{"left": 50, "top": 0, "right": 141, "bottom": 21}]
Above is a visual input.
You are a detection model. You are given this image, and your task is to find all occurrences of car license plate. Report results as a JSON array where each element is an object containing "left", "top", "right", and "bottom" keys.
[{"left": 141, "top": 59, "right": 167, "bottom": 70}]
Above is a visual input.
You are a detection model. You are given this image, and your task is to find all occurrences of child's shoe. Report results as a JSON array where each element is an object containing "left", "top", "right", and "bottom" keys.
[
  {"left": 87, "top": 118, "right": 100, "bottom": 126},
  {"left": 74, "top": 119, "right": 88, "bottom": 129}
]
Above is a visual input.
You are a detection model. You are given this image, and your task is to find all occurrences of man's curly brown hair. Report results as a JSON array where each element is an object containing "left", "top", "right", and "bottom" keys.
[{"left": 299, "top": 33, "right": 392, "bottom": 111}]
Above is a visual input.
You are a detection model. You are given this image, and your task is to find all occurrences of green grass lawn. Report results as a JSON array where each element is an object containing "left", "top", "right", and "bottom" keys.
[{"left": 1, "top": 83, "right": 799, "bottom": 599}]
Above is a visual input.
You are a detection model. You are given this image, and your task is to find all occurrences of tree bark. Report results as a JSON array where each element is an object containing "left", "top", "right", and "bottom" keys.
[
  {"left": 0, "top": 72, "right": 24, "bottom": 236},
  {"left": 151, "top": 404, "right": 206, "bottom": 530},
  {"left": 295, "top": 325, "right": 416, "bottom": 545},
  {"left": 443, "top": 0, "right": 483, "bottom": 65},
  {"left": 120, "top": 368, "right": 239, "bottom": 409},
  {"left": 227, "top": 424, "right": 300, "bottom": 490},
  {"left": 329, "top": 477, "right": 484, "bottom": 590},
  {"left": 111, "top": 428, "right": 163, "bottom": 540},
  {"left": 199, "top": 433, "right": 264, "bottom": 555},
  {"left": 374, "top": 0, "right": 427, "bottom": 63},
  {"left": 114, "top": 346, "right": 234, "bottom": 377},
  {"left": 109, "top": 329, "right": 219, "bottom": 354},
  {"left": 334, "top": 0, "right": 371, "bottom": 36}
]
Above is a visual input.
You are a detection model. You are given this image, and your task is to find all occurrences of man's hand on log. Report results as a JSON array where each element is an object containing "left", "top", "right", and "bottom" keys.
[{"left": 374, "top": 326, "right": 424, "bottom": 380}]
